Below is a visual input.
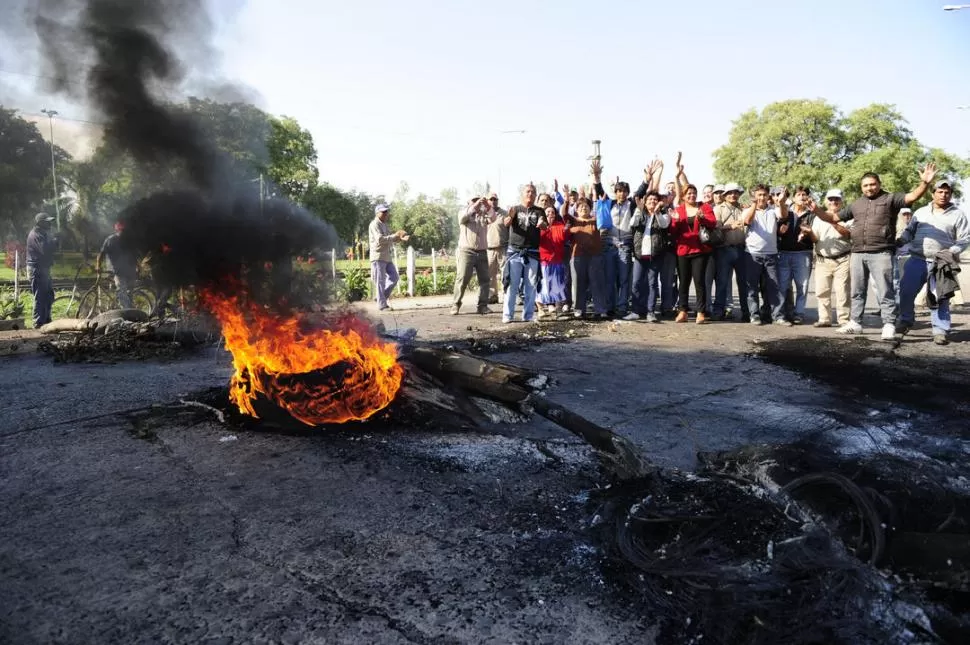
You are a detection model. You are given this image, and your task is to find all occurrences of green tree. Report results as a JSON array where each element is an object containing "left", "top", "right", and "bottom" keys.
[
  {"left": 392, "top": 194, "right": 454, "bottom": 253},
  {"left": 304, "top": 183, "right": 358, "bottom": 245},
  {"left": 0, "top": 107, "right": 72, "bottom": 239},
  {"left": 713, "top": 100, "right": 968, "bottom": 202},
  {"left": 266, "top": 116, "right": 319, "bottom": 203},
  {"left": 78, "top": 98, "right": 320, "bottom": 212}
]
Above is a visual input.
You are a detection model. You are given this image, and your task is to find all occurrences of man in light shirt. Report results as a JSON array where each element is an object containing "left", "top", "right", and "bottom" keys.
[
  {"left": 741, "top": 184, "right": 786, "bottom": 326},
  {"left": 804, "top": 189, "right": 853, "bottom": 327},
  {"left": 368, "top": 203, "right": 409, "bottom": 311}
]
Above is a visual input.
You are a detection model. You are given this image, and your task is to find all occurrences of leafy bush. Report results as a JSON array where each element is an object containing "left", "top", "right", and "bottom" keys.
[
  {"left": 413, "top": 269, "right": 455, "bottom": 296},
  {"left": 4, "top": 242, "right": 24, "bottom": 270},
  {"left": 0, "top": 289, "right": 26, "bottom": 320},
  {"left": 338, "top": 266, "right": 370, "bottom": 302}
]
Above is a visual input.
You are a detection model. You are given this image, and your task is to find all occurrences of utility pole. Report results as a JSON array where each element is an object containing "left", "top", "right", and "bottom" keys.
[{"left": 40, "top": 109, "right": 61, "bottom": 231}]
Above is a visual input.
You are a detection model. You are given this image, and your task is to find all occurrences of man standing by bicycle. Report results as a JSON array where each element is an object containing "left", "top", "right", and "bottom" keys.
[
  {"left": 96, "top": 221, "right": 138, "bottom": 309},
  {"left": 26, "top": 212, "right": 58, "bottom": 327}
]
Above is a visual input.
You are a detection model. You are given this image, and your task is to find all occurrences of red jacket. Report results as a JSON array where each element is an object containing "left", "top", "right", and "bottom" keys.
[
  {"left": 539, "top": 220, "right": 569, "bottom": 264},
  {"left": 670, "top": 203, "right": 717, "bottom": 256}
]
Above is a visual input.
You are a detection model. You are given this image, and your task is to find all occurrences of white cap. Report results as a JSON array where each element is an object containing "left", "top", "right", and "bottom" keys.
[
  {"left": 825, "top": 188, "right": 844, "bottom": 200},
  {"left": 722, "top": 182, "right": 743, "bottom": 194},
  {"left": 374, "top": 203, "right": 390, "bottom": 214},
  {"left": 899, "top": 207, "right": 912, "bottom": 215},
  {"left": 713, "top": 184, "right": 725, "bottom": 193}
]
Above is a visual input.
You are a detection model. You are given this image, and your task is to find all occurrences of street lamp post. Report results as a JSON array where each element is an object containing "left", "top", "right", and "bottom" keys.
[{"left": 40, "top": 108, "right": 61, "bottom": 231}]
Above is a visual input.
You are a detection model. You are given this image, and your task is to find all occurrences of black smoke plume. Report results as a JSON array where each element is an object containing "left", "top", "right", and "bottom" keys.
[{"left": 28, "top": 0, "right": 337, "bottom": 305}]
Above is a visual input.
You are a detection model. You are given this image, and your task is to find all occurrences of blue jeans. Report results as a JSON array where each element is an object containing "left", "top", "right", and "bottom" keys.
[
  {"left": 713, "top": 245, "right": 749, "bottom": 318},
  {"left": 850, "top": 251, "right": 896, "bottom": 325},
  {"left": 631, "top": 254, "right": 664, "bottom": 316},
  {"left": 778, "top": 251, "right": 812, "bottom": 318},
  {"left": 898, "top": 256, "right": 950, "bottom": 335},
  {"left": 660, "top": 250, "right": 678, "bottom": 312},
  {"left": 601, "top": 244, "right": 620, "bottom": 313},
  {"left": 745, "top": 253, "right": 783, "bottom": 322},
  {"left": 615, "top": 241, "right": 633, "bottom": 315},
  {"left": 371, "top": 260, "right": 399, "bottom": 309},
  {"left": 504, "top": 252, "right": 539, "bottom": 321},
  {"left": 894, "top": 253, "right": 908, "bottom": 306}
]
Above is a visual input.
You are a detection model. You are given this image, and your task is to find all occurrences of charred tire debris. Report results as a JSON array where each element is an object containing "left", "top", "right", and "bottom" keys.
[{"left": 118, "top": 328, "right": 968, "bottom": 645}]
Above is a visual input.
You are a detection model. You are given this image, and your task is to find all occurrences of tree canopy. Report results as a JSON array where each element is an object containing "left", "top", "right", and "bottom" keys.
[
  {"left": 0, "top": 107, "right": 71, "bottom": 238},
  {"left": 713, "top": 100, "right": 968, "bottom": 201}
]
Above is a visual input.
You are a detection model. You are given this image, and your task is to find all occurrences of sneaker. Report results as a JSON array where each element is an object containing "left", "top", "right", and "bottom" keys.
[
  {"left": 501, "top": 317, "right": 512, "bottom": 324},
  {"left": 774, "top": 319, "right": 793, "bottom": 327},
  {"left": 379, "top": 305, "right": 393, "bottom": 312},
  {"left": 622, "top": 312, "right": 640, "bottom": 321},
  {"left": 750, "top": 318, "right": 763, "bottom": 326},
  {"left": 895, "top": 322, "right": 913, "bottom": 336},
  {"left": 792, "top": 316, "right": 804, "bottom": 325},
  {"left": 645, "top": 313, "right": 658, "bottom": 323},
  {"left": 450, "top": 305, "right": 460, "bottom": 315},
  {"left": 724, "top": 307, "right": 734, "bottom": 319},
  {"left": 837, "top": 321, "right": 863, "bottom": 334},
  {"left": 675, "top": 311, "right": 688, "bottom": 323},
  {"left": 573, "top": 311, "right": 584, "bottom": 319},
  {"left": 933, "top": 334, "right": 949, "bottom": 346},
  {"left": 813, "top": 321, "right": 832, "bottom": 328},
  {"left": 880, "top": 323, "right": 896, "bottom": 341},
  {"left": 477, "top": 307, "right": 493, "bottom": 315}
]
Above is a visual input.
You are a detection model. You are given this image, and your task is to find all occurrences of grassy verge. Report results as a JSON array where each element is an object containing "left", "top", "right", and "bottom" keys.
[{"left": 0, "top": 252, "right": 95, "bottom": 282}]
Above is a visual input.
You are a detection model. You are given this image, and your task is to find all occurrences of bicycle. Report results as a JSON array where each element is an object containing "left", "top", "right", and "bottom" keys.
[
  {"left": 52, "top": 263, "right": 96, "bottom": 319},
  {"left": 72, "top": 270, "right": 155, "bottom": 319}
]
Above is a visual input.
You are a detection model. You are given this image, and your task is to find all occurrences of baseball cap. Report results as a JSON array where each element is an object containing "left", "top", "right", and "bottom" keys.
[
  {"left": 722, "top": 182, "right": 743, "bottom": 194},
  {"left": 713, "top": 184, "right": 725, "bottom": 194},
  {"left": 770, "top": 185, "right": 786, "bottom": 196},
  {"left": 824, "top": 188, "right": 844, "bottom": 200},
  {"left": 899, "top": 207, "right": 912, "bottom": 215},
  {"left": 935, "top": 180, "right": 953, "bottom": 190},
  {"left": 34, "top": 213, "right": 55, "bottom": 225},
  {"left": 374, "top": 203, "right": 390, "bottom": 214}
]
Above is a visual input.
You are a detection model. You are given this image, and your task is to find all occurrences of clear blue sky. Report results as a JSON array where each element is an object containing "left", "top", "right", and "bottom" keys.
[{"left": 4, "top": 0, "right": 970, "bottom": 204}]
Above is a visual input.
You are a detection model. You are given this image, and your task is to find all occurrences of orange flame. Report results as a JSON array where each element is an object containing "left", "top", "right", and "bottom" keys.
[{"left": 201, "top": 290, "right": 403, "bottom": 425}]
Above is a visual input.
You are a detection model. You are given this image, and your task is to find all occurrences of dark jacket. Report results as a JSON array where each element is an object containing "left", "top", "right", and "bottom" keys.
[
  {"left": 26, "top": 226, "right": 57, "bottom": 271},
  {"left": 930, "top": 250, "right": 961, "bottom": 304},
  {"left": 777, "top": 208, "right": 815, "bottom": 252},
  {"left": 841, "top": 191, "right": 908, "bottom": 253}
]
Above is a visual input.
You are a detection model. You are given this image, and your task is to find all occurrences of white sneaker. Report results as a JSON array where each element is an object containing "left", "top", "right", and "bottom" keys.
[
  {"left": 837, "top": 321, "right": 863, "bottom": 334},
  {"left": 881, "top": 323, "right": 897, "bottom": 341}
]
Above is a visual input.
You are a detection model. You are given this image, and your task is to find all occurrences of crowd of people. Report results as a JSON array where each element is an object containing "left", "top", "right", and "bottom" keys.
[{"left": 370, "top": 152, "right": 969, "bottom": 347}]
